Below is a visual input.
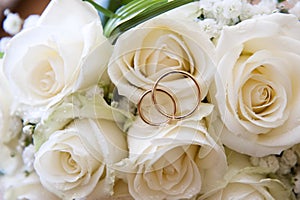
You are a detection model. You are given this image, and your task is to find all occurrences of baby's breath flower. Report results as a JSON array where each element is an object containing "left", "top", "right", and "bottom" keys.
[
  {"left": 278, "top": 162, "right": 292, "bottom": 175},
  {"left": 239, "top": 3, "right": 255, "bottom": 21},
  {"left": 22, "top": 144, "right": 35, "bottom": 173},
  {"left": 281, "top": 149, "right": 298, "bottom": 167},
  {"left": 198, "top": 0, "right": 216, "bottom": 11},
  {"left": 222, "top": 0, "right": 242, "bottom": 19},
  {"left": 250, "top": 155, "right": 279, "bottom": 173},
  {"left": 212, "top": 1, "right": 225, "bottom": 20},
  {"left": 22, "top": 125, "right": 34, "bottom": 136},
  {"left": 198, "top": 18, "right": 220, "bottom": 38},
  {"left": 250, "top": 156, "right": 260, "bottom": 166},
  {"left": 3, "top": 10, "right": 23, "bottom": 35},
  {"left": 23, "top": 15, "right": 40, "bottom": 30}
]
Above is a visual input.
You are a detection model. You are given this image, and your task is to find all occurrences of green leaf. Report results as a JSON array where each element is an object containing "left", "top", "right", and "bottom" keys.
[
  {"left": 121, "top": 0, "right": 133, "bottom": 4},
  {"left": 104, "top": 0, "right": 164, "bottom": 37},
  {"left": 0, "top": 52, "right": 4, "bottom": 59},
  {"left": 83, "top": 0, "right": 118, "bottom": 18},
  {"left": 104, "top": 0, "right": 193, "bottom": 38}
]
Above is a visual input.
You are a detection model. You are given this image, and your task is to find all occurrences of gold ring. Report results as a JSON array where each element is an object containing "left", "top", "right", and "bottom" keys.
[
  {"left": 151, "top": 70, "right": 201, "bottom": 120},
  {"left": 137, "top": 88, "right": 177, "bottom": 126}
]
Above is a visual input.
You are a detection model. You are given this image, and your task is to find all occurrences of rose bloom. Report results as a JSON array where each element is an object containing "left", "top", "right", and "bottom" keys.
[
  {"left": 108, "top": 13, "right": 216, "bottom": 113},
  {"left": 198, "top": 151, "right": 292, "bottom": 200},
  {"left": 34, "top": 119, "right": 128, "bottom": 199},
  {"left": 211, "top": 13, "right": 300, "bottom": 157},
  {"left": 3, "top": 0, "right": 112, "bottom": 120},
  {"left": 118, "top": 105, "right": 227, "bottom": 200}
]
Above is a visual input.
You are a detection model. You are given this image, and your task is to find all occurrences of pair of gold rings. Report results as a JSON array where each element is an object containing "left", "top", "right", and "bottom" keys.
[{"left": 137, "top": 70, "right": 201, "bottom": 126}]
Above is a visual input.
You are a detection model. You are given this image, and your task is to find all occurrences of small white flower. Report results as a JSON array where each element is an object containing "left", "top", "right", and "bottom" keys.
[
  {"left": 23, "top": 15, "right": 40, "bottom": 29},
  {"left": 260, "top": 156, "right": 280, "bottom": 173},
  {"left": 199, "top": 0, "right": 217, "bottom": 11},
  {"left": 222, "top": 0, "right": 242, "bottom": 19},
  {"left": 212, "top": 1, "right": 224, "bottom": 19},
  {"left": 250, "top": 155, "right": 280, "bottom": 173},
  {"left": 250, "top": 156, "right": 260, "bottom": 166},
  {"left": 198, "top": 18, "right": 220, "bottom": 38},
  {"left": 239, "top": 2, "right": 255, "bottom": 21},
  {"left": 3, "top": 12, "right": 23, "bottom": 35},
  {"left": 22, "top": 125, "right": 34, "bottom": 135},
  {"left": 22, "top": 144, "right": 35, "bottom": 172},
  {"left": 281, "top": 149, "right": 298, "bottom": 167},
  {"left": 278, "top": 160, "right": 292, "bottom": 175}
]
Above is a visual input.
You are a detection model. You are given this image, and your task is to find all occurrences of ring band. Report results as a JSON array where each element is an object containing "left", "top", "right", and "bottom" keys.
[
  {"left": 151, "top": 70, "right": 201, "bottom": 120},
  {"left": 137, "top": 88, "right": 177, "bottom": 126}
]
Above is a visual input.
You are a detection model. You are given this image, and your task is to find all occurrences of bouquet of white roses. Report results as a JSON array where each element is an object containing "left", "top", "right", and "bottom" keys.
[{"left": 1, "top": 0, "right": 300, "bottom": 199}]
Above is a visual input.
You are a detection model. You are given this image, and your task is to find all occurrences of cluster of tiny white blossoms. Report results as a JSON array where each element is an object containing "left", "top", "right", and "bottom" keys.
[
  {"left": 250, "top": 144, "right": 300, "bottom": 199},
  {"left": 195, "top": 0, "right": 300, "bottom": 39},
  {"left": 0, "top": 9, "right": 40, "bottom": 52}
]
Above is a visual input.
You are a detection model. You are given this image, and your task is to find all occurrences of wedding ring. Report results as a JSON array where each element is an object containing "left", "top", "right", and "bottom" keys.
[
  {"left": 152, "top": 70, "right": 201, "bottom": 120},
  {"left": 137, "top": 88, "right": 177, "bottom": 126}
]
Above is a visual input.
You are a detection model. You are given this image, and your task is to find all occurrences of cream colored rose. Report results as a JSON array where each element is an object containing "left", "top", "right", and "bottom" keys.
[
  {"left": 118, "top": 105, "right": 227, "bottom": 200},
  {"left": 3, "top": 0, "right": 112, "bottom": 120},
  {"left": 212, "top": 13, "right": 300, "bottom": 157},
  {"left": 108, "top": 14, "right": 216, "bottom": 114},
  {"left": 198, "top": 151, "right": 292, "bottom": 200},
  {"left": 34, "top": 119, "right": 128, "bottom": 199}
]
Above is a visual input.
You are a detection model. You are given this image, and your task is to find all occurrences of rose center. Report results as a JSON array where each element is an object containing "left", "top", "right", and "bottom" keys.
[
  {"left": 251, "top": 84, "right": 273, "bottom": 112},
  {"left": 30, "top": 60, "right": 62, "bottom": 97},
  {"left": 163, "top": 165, "right": 176, "bottom": 176},
  {"left": 61, "top": 152, "right": 79, "bottom": 174},
  {"left": 242, "top": 75, "right": 276, "bottom": 117},
  {"left": 40, "top": 70, "right": 55, "bottom": 92}
]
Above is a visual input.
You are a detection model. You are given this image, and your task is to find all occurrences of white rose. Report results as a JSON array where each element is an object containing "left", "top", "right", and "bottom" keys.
[
  {"left": 3, "top": 0, "right": 112, "bottom": 120},
  {"left": 34, "top": 119, "right": 128, "bottom": 199},
  {"left": 118, "top": 105, "right": 227, "bottom": 200},
  {"left": 108, "top": 14, "right": 216, "bottom": 113},
  {"left": 198, "top": 151, "right": 292, "bottom": 200},
  {"left": 212, "top": 13, "right": 300, "bottom": 157}
]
